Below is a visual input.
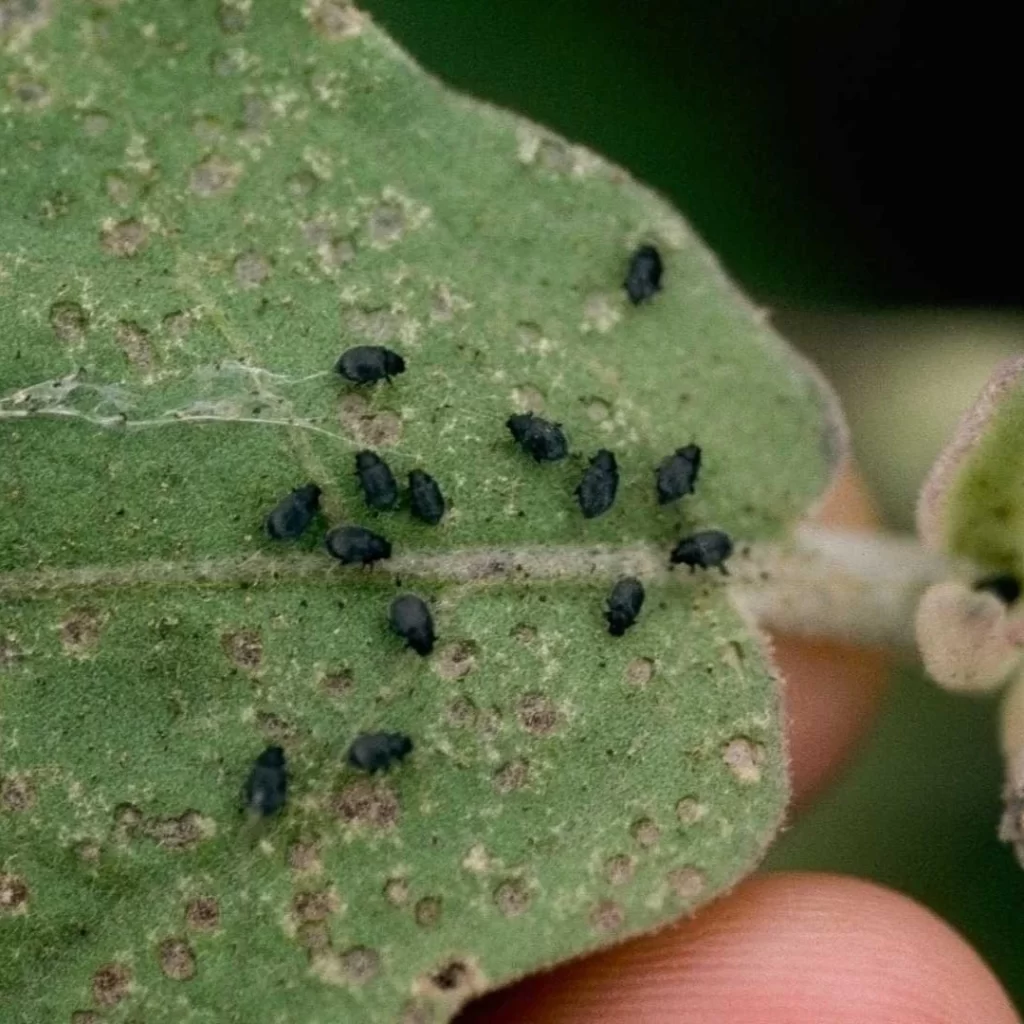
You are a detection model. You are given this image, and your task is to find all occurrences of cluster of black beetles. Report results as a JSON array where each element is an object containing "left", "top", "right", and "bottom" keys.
[{"left": 242, "top": 245, "right": 735, "bottom": 815}]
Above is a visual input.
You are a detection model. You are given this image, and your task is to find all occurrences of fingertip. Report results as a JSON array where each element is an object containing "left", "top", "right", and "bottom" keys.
[{"left": 460, "top": 873, "right": 1019, "bottom": 1024}]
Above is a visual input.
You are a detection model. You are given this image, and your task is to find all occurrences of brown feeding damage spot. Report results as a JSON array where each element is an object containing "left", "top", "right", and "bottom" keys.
[
  {"left": 667, "top": 866, "right": 706, "bottom": 902},
  {"left": 338, "top": 394, "right": 403, "bottom": 447},
  {"left": 292, "top": 888, "right": 339, "bottom": 923},
  {"left": 91, "top": 962, "right": 132, "bottom": 1007},
  {"left": 494, "top": 759, "right": 530, "bottom": 794},
  {"left": 100, "top": 218, "right": 149, "bottom": 257},
  {"left": 189, "top": 156, "right": 242, "bottom": 197},
  {"left": 217, "top": 0, "right": 249, "bottom": 33},
  {"left": 631, "top": 818, "right": 661, "bottom": 849},
  {"left": 146, "top": 810, "right": 216, "bottom": 851},
  {"left": 676, "top": 796, "right": 707, "bottom": 825},
  {"left": 234, "top": 250, "right": 271, "bottom": 288},
  {"left": 445, "top": 696, "right": 477, "bottom": 729},
  {"left": 114, "top": 320, "right": 153, "bottom": 370},
  {"left": 589, "top": 900, "right": 625, "bottom": 933},
  {"left": 320, "top": 669, "right": 354, "bottom": 701},
  {"left": 0, "top": 872, "right": 29, "bottom": 915},
  {"left": 433, "top": 641, "right": 478, "bottom": 681},
  {"left": 418, "top": 957, "right": 486, "bottom": 1000},
  {"left": 493, "top": 878, "right": 531, "bottom": 918},
  {"left": 331, "top": 779, "right": 399, "bottom": 830},
  {"left": 296, "top": 921, "right": 331, "bottom": 953},
  {"left": 722, "top": 737, "right": 765, "bottom": 785},
  {"left": 49, "top": 300, "right": 88, "bottom": 344},
  {"left": 1, "top": 773, "right": 36, "bottom": 813},
  {"left": 414, "top": 896, "right": 441, "bottom": 928},
  {"left": 512, "top": 624, "right": 537, "bottom": 644},
  {"left": 221, "top": 628, "right": 263, "bottom": 671},
  {"left": 383, "top": 877, "right": 409, "bottom": 906},
  {"left": 256, "top": 712, "right": 296, "bottom": 742},
  {"left": 516, "top": 693, "right": 558, "bottom": 735},
  {"left": 288, "top": 841, "right": 322, "bottom": 874},
  {"left": 398, "top": 1002, "right": 435, "bottom": 1024},
  {"left": 60, "top": 608, "right": 104, "bottom": 658},
  {"left": 70, "top": 1012, "right": 101, "bottom": 1024},
  {"left": 185, "top": 897, "right": 220, "bottom": 931},
  {"left": 366, "top": 203, "right": 405, "bottom": 247},
  {"left": 625, "top": 657, "right": 654, "bottom": 688},
  {"left": 0, "top": 0, "right": 54, "bottom": 45},
  {"left": 604, "top": 854, "right": 635, "bottom": 886},
  {"left": 310, "top": 946, "right": 380, "bottom": 987},
  {"left": 157, "top": 938, "right": 196, "bottom": 981},
  {"left": 305, "top": 0, "right": 363, "bottom": 40}
]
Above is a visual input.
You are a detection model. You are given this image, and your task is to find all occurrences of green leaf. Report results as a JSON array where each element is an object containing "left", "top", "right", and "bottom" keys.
[
  {"left": 918, "top": 356, "right": 1024, "bottom": 575},
  {"left": 1, "top": 3, "right": 838, "bottom": 1020}
]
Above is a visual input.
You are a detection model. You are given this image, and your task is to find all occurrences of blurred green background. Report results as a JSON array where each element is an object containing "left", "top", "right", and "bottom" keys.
[{"left": 361, "top": 0, "right": 1024, "bottom": 1007}]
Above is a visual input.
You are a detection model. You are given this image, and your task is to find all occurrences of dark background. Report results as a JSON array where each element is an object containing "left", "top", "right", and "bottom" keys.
[{"left": 362, "top": 0, "right": 1024, "bottom": 1007}]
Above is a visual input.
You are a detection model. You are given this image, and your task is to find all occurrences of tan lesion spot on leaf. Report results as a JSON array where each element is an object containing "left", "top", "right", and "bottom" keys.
[
  {"left": 6, "top": 73, "right": 49, "bottom": 108},
  {"left": 292, "top": 887, "right": 340, "bottom": 924},
  {"left": 91, "top": 962, "right": 132, "bottom": 1007},
  {"left": 0, "top": 0, "right": 55, "bottom": 47},
  {"left": 288, "top": 840, "right": 322, "bottom": 874},
  {"left": 510, "top": 384, "right": 546, "bottom": 414},
  {"left": 189, "top": 156, "right": 242, "bottom": 197},
  {"left": 383, "top": 876, "right": 409, "bottom": 906},
  {"left": 114, "top": 320, "right": 154, "bottom": 370},
  {"left": 445, "top": 695, "right": 478, "bottom": 729},
  {"left": 1, "top": 772, "right": 36, "bottom": 812},
  {"left": 416, "top": 956, "right": 486, "bottom": 1000},
  {"left": 625, "top": 657, "right": 654, "bottom": 688},
  {"left": 494, "top": 758, "right": 530, "bottom": 794},
  {"left": 584, "top": 397, "right": 612, "bottom": 423},
  {"left": 221, "top": 628, "right": 263, "bottom": 671},
  {"left": 338, "top": 394, "right": 403, "bottom": 447},
  {"left": 675, "top": 796, "right": 708, "bottom": 825},
  {"left": 303, "top": 0, "right": 363, "bottom": 41},
  {"left": 217, "top": 0, "right": 249, "bottom": 34},
  {"left": 145, "top": 810, "right": 217, "bottom": 850},
  {"left": 74, "top": 840, "right": 101, "bottom": 865},
  {"left": 157, "top": 938, "right": 196, "bottom": 980},
  {"left": 667, "top": 866, "right": 706, "bottom": 902},
  {"left": 631, "top": 817, "right": 660, "bottom": 848},
  {"left": 722, "top": 736, "right": 764, "bottom": 784},
  {"left": 331, "top": 779, "right": 399, "bottom": 829},
  {"left": 256, "top": 711, "right": 296, "bottom": 742},
  {"left": 59, "top": 607, "right": 105, "bottom": 658},
  {"left": 433, "top": 640, "right": 478, "bottom": 681},
  {"left": 49, "top": 300, "right": 89, "bottom": 345},
  {"left": 100, "top": 218, "right": 149, "bottom": 257},
  {"left": 414, "top": 896, "right": 442, "bottom": 928},
  {"left": 296, "top": 921, "right": 331, "bottom": 953},
  {"left": 589, "top": 899, "right": 624, "bottom": 933},
  {"left": 493, "top": 878, "right": 531, "bottom": 917},
  {"left": 0, "top": 872, "right": 29, "bottom": 915},
  {"left": 366, "top": 202, "right": 406, "bottom": 248},
  {"left": 310, "top": 945, "right": 381, "bottom": 987},
  {"left": 184, "top": 896, "right": 220, "bottom": 931},
  {"left": 234, "top": 250, "right": 271, "bottom": 288},
  {"left": 320, "top": 668, "right": 354, "bottom": 701},
  {"left": 516, "top": 693, "right": 559, "bottom": 735},
  {"left": 603, "top": 854, "right": 635, "bottom": 886}
]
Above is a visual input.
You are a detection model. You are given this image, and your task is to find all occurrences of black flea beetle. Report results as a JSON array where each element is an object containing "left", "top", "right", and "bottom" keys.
[
  {"left": 335, "top": 345, "right": 406, "bottom": 384},
  {"left": 409, "top": 469, "right": 446, "bottom": 525},
  {"left": 347, "top": 732, "right": 414, "bottom": 773},
  {"left": 325, "top": 525, "right": 392, "bottom": 565},
  {"left": 606, "top": 576, "right": 644, "bottom": 636},
  {"left": 506, "top": 412, "right": 569, "bottom": 462},
  {"left": 975, "top": 573, "right": 1022, "bottom": 605},
  {"left": 390, "top": 594, "right": 435, "bottom": 655},
  {"left": 265, "top": 483, "right": 321, "bottom": 540},
  {"left": 576, "top": 450, "right": 619, "bottom": 519},
  {"left": 656, "top": 444, "right": 701, "bottom": 505},
  {"left": 670, "top": 530, "right": 733, "bottom": 574},
  {"left": 355, "top": 451, "right": 399, "bottom": 510},
  {"left": 242, "top": 746, "right": 288, "bottom": 816},
  {"left": 624, "top": 245, "right": 663, "bottom": 305}
]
